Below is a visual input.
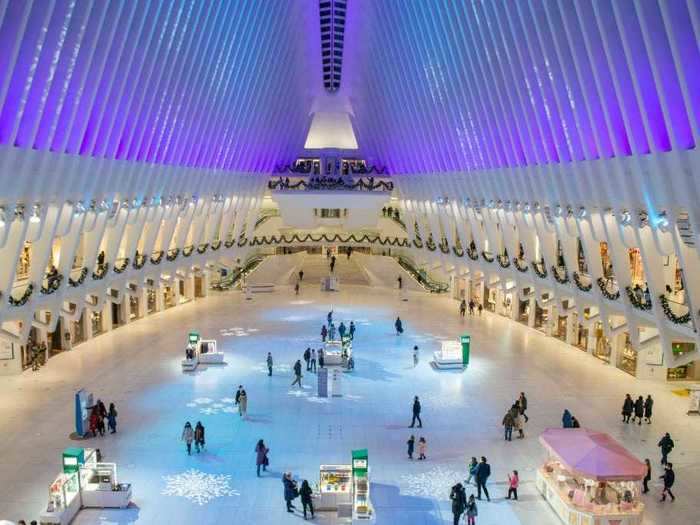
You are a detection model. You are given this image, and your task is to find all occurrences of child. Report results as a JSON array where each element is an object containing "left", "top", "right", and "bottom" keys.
[
  {"left": 418, "top": 437, "right": 427, "bottom": 460},
  {"left": 465, "top": 494, "right": 478, "bottom": 524},
  {"left": 506, "top": 470, "right": 519, "bottom": 500},
  {"left": 407, "top": 435, "right": 415, "bottom": 459}
]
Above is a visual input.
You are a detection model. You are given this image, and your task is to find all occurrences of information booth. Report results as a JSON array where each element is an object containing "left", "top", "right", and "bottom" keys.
[
  {"left": 536, "top": 428, "right": 645, "bottom": 525},
  {"left": 432, "top": 335, "right": 470, "bottom": 369},
  {"left": 182, "top": 331, "right": 224, "bottom": 371}
]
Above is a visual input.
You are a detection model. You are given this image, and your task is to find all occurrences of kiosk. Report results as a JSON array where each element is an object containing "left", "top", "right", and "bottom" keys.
[
  {"left": 324, "top": 340, "right": 345, "bottom": 366},
  {"left": 433, "top": 335, "right": 470, "bottom": 369},
  {"left": 351, "top": 449, "right": 374, "bottom": 523},
  {"left": 314, "top": 450, "right": 374, "bottom": 522},
  {"left": 40, "top": 448, "right": 132, "bottom": 525},
  {"left": 74, "top": 390, "right": 94, "bottom": 437},
  {"left": 316, "top": 464, "right": 353, "bottom": 511},
  {"left": 536, "top": 428, "right": 645, "bottom": 525},
  {"left": 181, "top": 331, "right": 224, "bottom": 371}
]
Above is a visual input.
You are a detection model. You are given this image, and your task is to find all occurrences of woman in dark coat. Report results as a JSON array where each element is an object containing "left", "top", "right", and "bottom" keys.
[
  {"left": 450, "top": 483, "right": 467, "bottom": 525},
  {"left": 633, "top": 396, "right": 644, "bottom": 425},
  {"left": 194, "top": 422, "right": 205, "bottom": 453},
  {"left": 395, "top": 317, "right": 403, "bottom": 335},
  {"left": 283, "top": 472, "right": 298, "bottom": 512},
  {"left": 644, "top": 395, "right": 654, "bottom": 424},
  {"left": 622, "top": 394, "right": 633, "bottom": 423},
  {"left": 299, "top": 479, "right": 314, "bottom": 519},
  {"left": 255, "top": 439, "right": 269, "bottom": 477}
]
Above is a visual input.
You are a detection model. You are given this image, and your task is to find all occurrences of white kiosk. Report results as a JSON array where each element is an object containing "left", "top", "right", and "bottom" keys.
[
  {"left": 432, "top": 335, "right": 470, "bottom": 370},
  {"left": 181, "top": 331, "right": 224, "bottom": 371}
]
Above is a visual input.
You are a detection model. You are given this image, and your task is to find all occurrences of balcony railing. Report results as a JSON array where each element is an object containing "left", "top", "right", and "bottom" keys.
[{"left": 268, "top": 176, "right": 393, "bottom": 192}]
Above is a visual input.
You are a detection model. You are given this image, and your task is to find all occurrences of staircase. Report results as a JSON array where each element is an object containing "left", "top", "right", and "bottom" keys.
[
  {"left": 298, "top": 253, "right": 369, "bottom": 286},
  {"left": 677, "top": 211, "right": 696, "bottom": 247},
  {"left": 353, "top": 252, "right": 420, "bottom": 290}
]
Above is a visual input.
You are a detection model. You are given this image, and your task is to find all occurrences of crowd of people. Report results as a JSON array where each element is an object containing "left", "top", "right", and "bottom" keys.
[
  {"left": 89, "top": 399, "right": 118, "bottom": 437},
  {"left": 622, "top": 393, "right": 654, "bottom": 424}
]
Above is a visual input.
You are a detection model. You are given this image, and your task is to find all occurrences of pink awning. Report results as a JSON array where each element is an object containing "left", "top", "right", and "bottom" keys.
[{"left": 539, "top": 428, "right": 646, "bottom": 481}]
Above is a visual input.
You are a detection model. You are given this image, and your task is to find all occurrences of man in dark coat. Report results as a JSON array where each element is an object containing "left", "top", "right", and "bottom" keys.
[
  {"left": 410, "top": 396, "right": 422, "bottom": 428},
  {"left": 475, "top": 456, "right": 491, "bottom": 501},
  {"left": 291, "top": 360, "right": 303, "bottom": 387},
  {"left": 303, "top": 347, "right": 311, "bottom": 371},
  {"left": 658, "top": 433, "right": 674, "bottom": 465},
  {"left": 659, "top": 463, "right": 675, "bottom": 502},
  {"left": 622, "top": 394, "right": 633, "bottom": 423},
  {"left": 633, "top": 395, "right": 644, "bottom": 425},
  {"left": 282, "top": 472, "right": 297, "bottom": 512},
  {"left": 644, "top": 395, "right": 654, "bottom": 423}
]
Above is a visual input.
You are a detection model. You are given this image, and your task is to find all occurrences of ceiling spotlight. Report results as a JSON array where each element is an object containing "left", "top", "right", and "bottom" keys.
[
  {"left": 578, "top": 207, "right": 587, "bottom": 218},
  {"left": 30, "top": 204, "right": 41, "bottom": 223},
  {"left": 656, "top": 211, "right": 669, "bottom": 231}
]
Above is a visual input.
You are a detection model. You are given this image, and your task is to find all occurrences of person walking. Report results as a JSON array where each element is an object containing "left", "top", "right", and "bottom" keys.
[
  {"left": 659, "top": 463, "right": 675, "bottom": 502},
  {"left": 107, "top": 403, "right": 118, "bottom": 434},
  {"left": 468, "top": 300, "right": 475, "bottom": 315},
  {"left": 642, "top": 459, "right": 651, "bottom": 494},
  {"left": 466, "top": 457, "right": 478, "bottom": 485},
  {"left": 397, "top": 275, "right": 403, "bottom": 289},
  {"left": 318, "top": 348, "right": 325, "bottom": 368},
  {"left": 238, "top": 388, "right": 248, "bottom": 418},
  {"left": 329, "top": 322, "right": 336, "bottom": 340},
  {"left": 338, "top": 322, "right": 346, "bottom": 339},
  {"left": 460, "top": 299, "right": 466, "bottom": 317},
  {"left": 291, "top": 359, "right": 303, "bottom": 387},
  {"left": 418, "top": 437, "right": 427, "bottom": 460},
  {"left": 465, "top": 494, "right": 478, "bottom": 525},
  {"left": 633, "top": 395, "right": 644, "bottom": 425},
  {"left": 310, "top": 349, "right": 317, "bottom": 372},
  {"left": 502, "top": 409, "right": 515, "bottom": 441},
  {"left": 298, "top": 270, "right": 304, "bottom": 282},
  {"left": 327, "top": 310, "right": 333, "bottom": 325},
  {"left": 518, "top": 392, "right": 528, "bottom": 422},
  {"left": 658, "top": 433, "right": 674, "bottom": 465},
  {"left": 450, "top": 482, "right": 467, "bottom": 525},
  {"left": 267, "top": 352, "right": 273, "bottom": 376},
  {"left": 349, "top": 321, "right": 356, "bottom": 339},
  {"left": 410, "top": 396, "right": 422, "bottom": 428},
  {"left": 506, "top": 470, "right": 519, "bottom": 500},
  {"left": 407, "top": 435, "right": 415, "bottom": 459},
  {"left": 304, "top": 347, "right": 311, "bottom": 371},
  {"left": 194, "top": 422, "right": 205, "bottom": 453},
  {"left": 300, "top": 479, "right": 315, "bottom": 519},
  {"left": 622, "top": 394, "right": 633, "bottom": 423},
  {"left": 395, "top": 317, "right": 404, "bottom": 335},
  {"left": 235, "top": 385, "right": 244, "bottom": 406},
  {"left": 413, "top": 345, "right": 419, "bottom": 367},
  {"left": 475, "top": 457, "right": 491, "bottom": 502},
  {"left": 182, "top": 422, "right": 194, "bottom": 455},
  {"left": 321, "top": 324, "right": 328, "bottom": 342},
  {"left": 477, "top": 304, "right": 483, "bottom": 316},
  {"left": 562, "top": 409, "right": 573, "bottom": 428},
  {"left": 294, "top": 281, "right": 300, "bottom": 295},
  {"left": 255, "top": 439, "right": 269, "bottom": 477},
  {"left": 513, "top": 406, "right": 525, "bottom": 439},
  {"left": 644, "top": 395, "right": 654, "bottom": 424},
  {"left": 283, "top": 472, "right": 298, "bottom": 512}
]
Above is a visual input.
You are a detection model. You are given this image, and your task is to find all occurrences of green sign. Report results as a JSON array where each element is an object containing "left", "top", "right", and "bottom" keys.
[
  {"left": 352, "top": 448, "right": 368, "bottom": 476},
  {"left": 62, "top": 447, "right": 85, "bottom": 473},
  {"left": 188, "top": 331, "right": 200, "bottom": 344},
  {"left": 460, "top": 334, "right": 470, "bottom": 366}
]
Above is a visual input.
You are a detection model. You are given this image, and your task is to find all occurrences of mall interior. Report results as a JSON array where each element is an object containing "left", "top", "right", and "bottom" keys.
[{"left": 0, "top": 1, "right": 699, "bottom": 524}]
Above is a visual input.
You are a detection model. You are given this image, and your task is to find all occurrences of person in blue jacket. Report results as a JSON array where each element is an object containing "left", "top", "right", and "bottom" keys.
[{"left": 562, "top": 409, "right": 573, "bottom": 428}]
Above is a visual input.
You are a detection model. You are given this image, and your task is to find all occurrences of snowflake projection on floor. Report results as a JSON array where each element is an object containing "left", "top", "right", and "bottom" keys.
[
  {"left": 287, "top": 389, "right": 309, "bottom": 398},
  {"left": 251, "top": 362, "right": 292, "bottom": 374},
  {"left": 199, "top": 407, "right": 218, "bottom": 416},
  {"left": 400, "top": 465, "right": 464, "bottom": 500},
  {"left": 193, "top": 397, "right": 213, "bottom": 405},
  {"left": 220, "top": 326, "right": 259, "bottom": 338},
  {"left": 220, "top": 397, "right": 236, "bottom": 404},
  {"left": 162, "top": 469, "right": 240, "bottom": 506},
  {"left": 221, "top": 406, "right": 238, "bottom": 414},
  {"left": 186, "top": 402, "right": 197, "bottom": 408},
  {"left": 307, "top": 396, "right": 330, "bottom": 404}
]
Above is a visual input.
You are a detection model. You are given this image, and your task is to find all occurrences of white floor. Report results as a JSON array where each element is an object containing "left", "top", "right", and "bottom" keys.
[{"left": 1, "top": 284, "right": 698, "bottom": 525}]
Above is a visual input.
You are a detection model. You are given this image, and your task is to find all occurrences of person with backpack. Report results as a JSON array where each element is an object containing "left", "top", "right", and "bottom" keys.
[
  {"left": 283, "top": 472, "right": 298, "bottom": 512},
  {"left": 475, "top": 457, "right": 491, "bottom": 501},
  {"left": 658, "top": 433, "right": 674, "bottom": 465},
  {"left": 194, "top": 422, "right": 205, "bottom": 453},
  {"left": 465, "top": 494, "right": 478, "bottom": 524},
  {"left": 450, "top": 482, "right": 467, "bottom": 525},
  {"left": 502, "top": 408, "right": 515, "bottom": 441},
  {"left": 303, "top": 347, "right": 311, "bottom": 371},
  {"left": 255, "top": 439, "right": 269, "bottom": 477},
  {"left": 410, "top": 396, "right": 422, "bottom": 428}
]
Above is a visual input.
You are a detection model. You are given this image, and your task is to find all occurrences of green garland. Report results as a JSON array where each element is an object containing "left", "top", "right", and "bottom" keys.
[
  {"left": 481, "top": 251, "right": 494, "bottom": 263},
  {"left": 573, "top": 272, "right": 592, "bottom": 292},
  {"left": 166, "top": 248, "right": 179, "bottom": 261},
  {"left": 551, "top": 265, "right": 569, "bottom": 284},
  {"left": 92, "top": 263, "right": 110, "bottom": 280},
  {"left": 658, "top": 294, "right": 691, "bottom": 324},
  {"left": 497, "top": 253, "right": 511, "bottom": 268},
  {"left": 8, "top": 283, "right": 33, "bottom": 306},
  {"left": 114, "top": 258, "right": 130, "bottom": 274},
  {"left": 452, "top": 245, "right": 465, "bottom": 257},
  {"left": 197, "top": 243, "right": 209, "bottom": 254},
  {"left": 132, "top": 255, "right": 147, "bottom": 269},
  {"left": 513, "top": 257, "right": 528, "bottom": 272},
  {"left": 439, "top": 238, "right": 450, "bottom": 254},
  {"left": 625, "top": 286, "right": 652, "bottom": 311},
  {"left": 596, "top": 277, "right": 620, "bottom": 300},
  {"left": 210, "top": 240, "right": 222, "bottom": 251},
  {"left": 466, "top": 246, "right": 479, "bottom": 261},
  {"left": 40, "top": 274, "right": 63, "bottom": 294},
  {"left": 150, "top": 251, "right": 164, "bottom": 265},
  {"left": 68, "top": 268, "right": 88, "bottom": 287},
  {"left": 183, "top": 245, "right": 195, "bottom": 257},
  {"left": 531, "top": 259, "right": 548, "bottom": 279},
  {"left": 224, "top": 239, "right": 236, "bottom": 249}
]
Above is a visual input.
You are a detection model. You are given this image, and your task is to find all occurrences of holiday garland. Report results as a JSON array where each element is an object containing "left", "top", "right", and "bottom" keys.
[
  {"left": 132, "top": 254, "right": 147, "bottom": 269},
  {"left": 8, "top": 283, "right": 33, "bottom": 306},
  {"left": 114, "top": 258, "right": 130, "bottom": 274},
  {"left": 197, "top": 243, "right": 209, "bottom": 254},
  {"left": 268, "top": 177, "right": 393, "bottom": 191},
  {"left": 625, "top": 286, "right": 652, "bottom": 311},
  {"left": 658, "top": 294, "right": 691, "bottom": 324},
  {"left": 68, "top": 268, "right": 88, "bottom": 287},
  {"left": 551, "top": 265, "right": 569, "bottom": 284},
  {"left": 40, "top": 274, "right": 63, "bottom": 294},
  {"left": 150, "top": 251, "right": 164, "bottom": 265},
  {"left": 92, "top": 263, "right": 110, "bottom": 280},
  {"left": 210, "top": 240, "right": 222, "bottom": 251},
  {"left": 531, "top": 259, "right": 548, "bottom": 279},
  {"left": 481, "top": 251, "right": 494, "bottom": 263},
  {"left": 573, "top": 272, "right": 593, "bottom": 292},
  {"left": 497, "top": 253, "right": 511, "bottom": 268},
  {"left": 452, "top": 245, "right": 465, "bottom": 257},
  {"left": 425, "top": 235, "right": 436, "bottom": 251},
  {"left": 513, "top": 257, "right": 529, "bottom": 273},
  {"left": 439, "top": 238, "right": 450, "bottom": 254},
  {"left": 183, "top": 245, "right": 195, "bottom": 257},
  {"left": 166, "top": 248, "right": 180, "bottom": 261},
  {"left": 596, "top": 277, "right": 620, "bottom": 300},
  {"left": 466, "top": 246, "right": 479, "bottom": 261}
]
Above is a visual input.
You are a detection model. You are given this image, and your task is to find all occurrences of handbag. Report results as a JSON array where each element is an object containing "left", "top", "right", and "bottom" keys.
[{"left": 263, "top": 455, "right": 269, "bottom": 466}]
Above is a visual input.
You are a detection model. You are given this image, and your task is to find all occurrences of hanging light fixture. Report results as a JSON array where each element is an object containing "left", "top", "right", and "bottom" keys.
[{"left": 30, "top": 203, "right": 41, "bottom": 223}]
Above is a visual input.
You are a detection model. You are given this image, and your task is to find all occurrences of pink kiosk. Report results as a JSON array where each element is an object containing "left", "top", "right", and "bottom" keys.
[{"left": 536, "top": 428, "right": 646, "bottom": 525}]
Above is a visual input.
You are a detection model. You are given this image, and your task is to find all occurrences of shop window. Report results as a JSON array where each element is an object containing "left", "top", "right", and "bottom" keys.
[
  {"left": 628, "top": 248, "right": 644, "bottom": 285},
  {"left": 17, "top": 242, "right": 32, "bottom": 279},
  {"left": 600, "top": 242, "right": 613, "bottom": 278},
  {"left": 617, "top": 333, "right": 637, "bottom": 376},
  {"left": 577, "top": 239, "right": 588, "bottom": 273}
]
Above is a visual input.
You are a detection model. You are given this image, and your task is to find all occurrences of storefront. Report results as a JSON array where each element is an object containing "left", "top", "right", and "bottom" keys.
[
  {"left": 537, "top": 428, "right": 645, "bottom": 525},
  {"left": 163, "top": 285, "right": 176, "bottom": 309},
  {"left": 593, "top": 323, "right": 611, "bottom": 363},
  {"left": 534, "top": 303, "right": 547, "bottom": 332},
  {"left": 91, "top": 310, "right": 104, "bottom": 337},
  {"left": 484, "top": 285, "right": 496, "bottom": 313},
  {"left": 576, "top": 322, "right": 589, "bottom": 352},
  {"left": 555, "top": 316, "right": 568, "bottom": 342},
  {"left": 147, "top": 290, "right": 157, "bottom": 314},
  {"left": 72, "top": 312, "right": 87, "bottom": 346},
  {"left": 518, "top": 299, "right": 530, "bottom": 325},
  {"left": 617, "top": 333, "right": 637, "bottom": 376},
  {"left": 129, "top": 296, "right": 140, "bottom": 321}
]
